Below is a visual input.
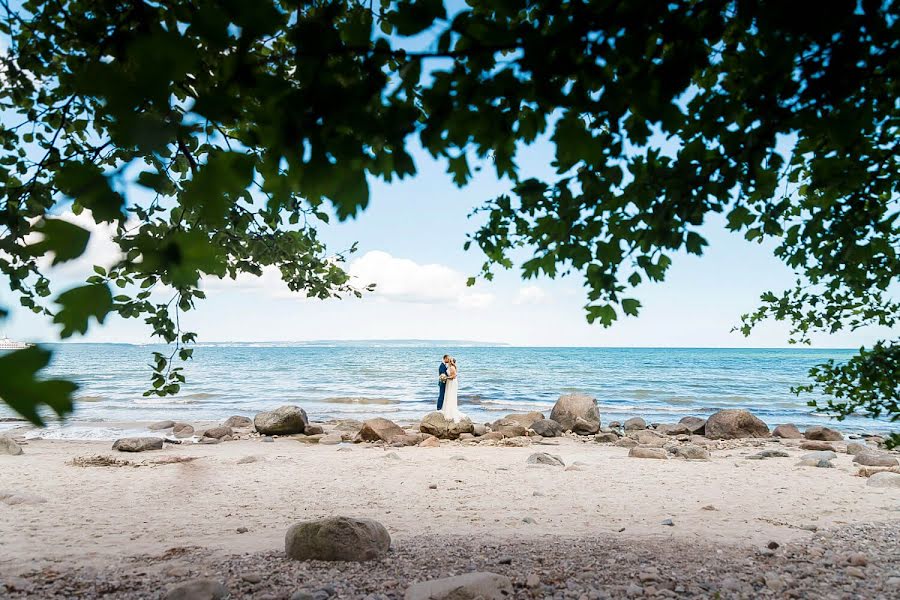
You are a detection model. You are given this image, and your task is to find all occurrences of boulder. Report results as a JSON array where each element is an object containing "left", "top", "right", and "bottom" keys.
[
  {"left": 164, "top": 579, "right": 227, "bottom": 600},
  {"left": 853, "top": 453, "right": 899, "bottom": 467},
  {"left": 254, "top": 406, "right": 308, "bottom": 435},
  {"left": 358, "top": 418, "right": 406, "bottom": 443},
  {"left": 391, "top": 434, "right": 425, "bottom": 447},
  {"left": 804, "top": 426, "right": 843, "bottom": 441},
  {"left": 530, "top": 419, "right": 564, "bottom": 438},
  {"left": 472, "top": 423, "right": 488, "bottom": 436},
  {"left": 623, "top": 417, "right": 647, "bottom": 431},
  {"left": 202, "top": 426, "right": 233, "bottom": 440},
  {"left": 223, "top": 415, "right": 253, "bottom": 428},
  {"left": 172, "top": 423, "right": 194, "bottom": 438},
  {"left": 800, "top": 441, "right": 835, "bottom": 451},
  {"left": 846, "top": 442, "right": 870, "bottom": 455},
  {"left": 490, "top": 419, "right": 528, "bottom": 438},
  {"left": 678, "top": 416, "right": 707, "bottom": 435},
  {"left": 615, "top": 437, "right": 639, "bottom": 448},
  {"left": 419, "top": 436, "right": 441, "bottom": 448},
  {"left": 477, "top": 432, "right": 504, "bottom": 442},
  {"left": 627, "top": 430, "right": 667, "bottom": 447},
  {"left": 404, "top": 572, "right": 513, "bottom": 600},
  {"left": 497, "top": 412, "right": 545, "bottom": 429},
  {"left": 594, "top": 433, "right": 619, "bottom": 443},
  {"left": 112, "top": 437, "right": 163, "bottom": 452},
  {"left": 526, "top": 452, "right": 565, "bottom": 467},
  {"left": 148, "top": 420, "right": 175, "bottom": 431},
  {"left": 284, "top": 517, "right": 390, "bottom": 562},
  {"left": 772, "top": 424, "right": 803, "bottom": 439},
  {"left": 629, "top": 447, "right": 668, "bottom": 459},
  {"left": 867, "top": 472, "right": 900, "bottom": 488},
  {"left": 419, "top": 411, "right": 474, "bottom": 439},
  {"left": 656, "top": 423, "right": 691, "bottom": 436},
  {"left": 304, "top": 424, "right": 325, "bottom": 435},
  {"left": 674, "top": 445, "right": 711, "bottom": 460},
  {"left": 572, "top": 416, "right": 600, "bottom": 435},
  {"left": 549, "top": 393, "right": 601, "bottom": 432},
  {"left": 0, "top": 435, "right": 23, "bottom": 456},
  {"left": 704, "top": 409, "right": 769, "bottom": 439}
]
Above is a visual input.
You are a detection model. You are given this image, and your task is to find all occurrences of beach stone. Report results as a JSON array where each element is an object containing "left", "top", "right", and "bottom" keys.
[
  {"left": 549, "top": 393, "right": 601, "bottom": 432},
  {"left": 319, "top": 434, "right": 343, "bottom": 445},
  {"left": 656, "top": 423, "right": 691, "bottom": 435},
  {"left": 846, "top": 442, "right": 871, "bottom": 455},
  {"left": 261, "top": 436, "right": 274, "bottom": 442},
  {"left": 254, "top": 406, "right": 308, "bottom": 435},
  {"left": 594, "top": 433, "right": 619, "bottom": 443},
  {"left": 530, "top": 419, "right": 564, "bottom": 438},
  {"left": 772, "top": 424, "right": 803, "bottom": 439},
  {"left": 752, "top": 449, "right": 789, "bottom": 459},
  {"left": 628, "top": 430, "right": 667, "bottom": 447},
  {"left": 478, "top": 431, "right": 504, "bottom": 442},
  {"left": 418, "top": 436, "right": 441, "bottom": 448},
  {"left": 674, "top": 445, "right": 710, "bottom": 460},
  {"left": 472, "top": 423, "right": 488, "bottom": 436},
  {"left": 867, "top": 472, "right": 900, "bottom": 488},
  {"left": 202, "top": 426, "right": 233, "bottom": 440},
  {"left": 801, "top": 450, "right": 837, "bottom": 461},
  {"left": 148, "top": 420, "right": 175, "bottom": 431},
  {"left": 624, "top": 417, "right": 647, "bottom": 431},
  {"left": 572, "top": 416, "right": 600, "bottom": 435},
  {"left": 284, "top": 517, "right": 390, "bottom": 562},
  {"left": 419, "top": 411, "right": 474, "bottom": 439},
  {"left": 798, "top": 458, "right": 834, "bottom": 468},
  {"left": 490, "top": 418, "right": 528, "bottom": 438},
  {"left": 404, "top": 572, "right": 513, "bottom": 600},
  {"left": 358, "top": 418, "right": 406, "bottom": 443},
  {"left": 199, "top": 437, "right": 221, "bottom": 445},
  {"left": 853, "top": 452, "right": 899, "bottom": 467},
  {"left": 164, "top": 578, "right": 227, "bottom": 600},
  {"left": 458, "top": 433, "right": 475, "bottom": 441},
  {"left": 172, "top": 423, "right": 194, "bottom": 438},
  {"left": 800, "top": 441, "right": 835, "bottom": 451},
  {"left": 223, "top": 415, "right": 253, "bottom": 428},
  {"left": 629, "top": 447, "right": 668, "bottom": 459},
  {"left": 678, "top": 416, "right": 707, "bottom": 435},
  {"left": 391, "top": 434, "right": 424, "bottom": 447},
  {"left": 0, "top": 490, "right": 48, "bottom": 505},
  {"left": 304, "top": 424, "right": 325, "bottom": 435},
  {"left": 615, "top": 437, "right": 639, "bottom": 448},
  {"left": 112, "top": 437, "right": 163, "bottom": 452},
  {"left": 804, "top": 426, "right": 843, "bottom": 441},
  {"left": 526, "top": 452, "right": 565, "bottom": 467},
  {"left": 704, "top": 409, "right": 769, "bottom": 439},
  {"left": 500, "top": 436, "right": 531, "bottom": 447},
  {"left": 499, "top": 412, "right": 544, "bottom": 429},
  {"left": 0, "top": 435, "right": 23, "bottom": 455}
]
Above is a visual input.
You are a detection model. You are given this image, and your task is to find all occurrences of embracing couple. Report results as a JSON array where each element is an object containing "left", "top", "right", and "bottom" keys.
[{"left": 437, "top": 354, "right": 467, "bottom": 422}]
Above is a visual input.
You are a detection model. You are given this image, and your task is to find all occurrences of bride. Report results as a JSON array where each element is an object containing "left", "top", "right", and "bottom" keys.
[{"left": 440, "top": 357, "right": 467, "bottom": 422}]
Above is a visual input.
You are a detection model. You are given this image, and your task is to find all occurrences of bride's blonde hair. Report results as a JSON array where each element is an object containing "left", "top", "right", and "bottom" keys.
[{"left": 449, "top": 357, "right": 457, "bottom": 368}]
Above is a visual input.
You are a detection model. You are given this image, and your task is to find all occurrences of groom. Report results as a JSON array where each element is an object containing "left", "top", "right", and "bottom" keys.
[{"left": 437, "top": 354, "right": 450, "bottom": 410}]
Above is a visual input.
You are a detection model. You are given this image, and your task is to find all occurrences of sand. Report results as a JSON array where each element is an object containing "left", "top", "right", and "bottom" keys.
[{"left": 1, "top": 431, "right": 898, "bottom": 582}]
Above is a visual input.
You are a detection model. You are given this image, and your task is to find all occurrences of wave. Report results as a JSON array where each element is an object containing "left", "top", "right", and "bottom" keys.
[
  {"left": 75, "top": 395, "right": 106, "bottom": 403},
  {"left": 180, "top": 392, "right": 219, "bottom": 400},
  {"left": 132, "top": 398, "right": 200, "bottom": 405},
  {"left": 319, "top": 397, "right": 398, "bottom": 405}
]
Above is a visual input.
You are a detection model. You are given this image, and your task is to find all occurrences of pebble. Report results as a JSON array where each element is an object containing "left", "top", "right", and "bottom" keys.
[
  {"left": 522, "top": 516, "right": 537, "bottom": 524},
  {"left": 846, "top": 566, "right": 866, "bottom": 579},
  {"left": 525, "top": 573, "right": 541, "bottom": 588},
  {"left": 241, "top": 573, "right": 262, "bottom": 584},
  {"left": 236, "top": 527, "right": 249, "bottom": 534},
  {"left": 661, "top": 519, "right": 674, "bottom": 527},
  {"left": 261, "top": 437, "right": 274, "bottom": 443},
  {"left": 428, "top": 483, "right": 437, "bottom": 490}
]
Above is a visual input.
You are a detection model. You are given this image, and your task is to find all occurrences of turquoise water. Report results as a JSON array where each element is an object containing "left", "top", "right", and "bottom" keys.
[{"left": 2, "top": 342, "right": 897, "bottom": 437}]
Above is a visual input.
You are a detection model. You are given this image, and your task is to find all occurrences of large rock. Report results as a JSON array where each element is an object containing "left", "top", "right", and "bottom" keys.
[
  {"left": 549, "top": 393, "right": 600, "bottom": 433},
  {"left": 497, "top": 412, "right": 545, "bottom": 429},
  {"left": 594, "top": 432, "right": 619, "bottom": 443},
  {"left": 572, "top": 416, "right": 600, "bottom": 435},
  {"left": 172, "top": 423, "right": 194, "bottom": 438},
  {"left": 164, "top": 579, "right": 227, "bottom": 600},
  {"left": 358, "top": 418, "right": 406, "bottom": 443},
  {"left": 772, "top": 424, "right": 803, "bottom": 439},
  {"left": 867, "top": 472, "right": 900, "bottom": 488},
  {"left": 0, "top": 435, "right": 23, "bottom": 455},
  {"left": 419, "top": 411, "right": 474, "bottom": 439},
  {"left": 629, "top": 447, "right": 668, "bottom": 459},
  {"left": 655, "top": 423, "right": 691, "bottom": 436},
  {"left": 627, "top": 430, "right": 667, "bottom": 447},
  {"left": 804, "top": 426, "right": 843, "bottom": 441},
  {"left": 112, "top": 437, "right": 163, "bottom": 452},
  {"left": 678, "top": 416, "right": 707, "bottom": 435},
  {"left": 704, "top": 409, "right": 769, "bottom": 439},
  {"left": 846, "top": 442, "right": 871, "bottom": 455},
  {"left": 148, "top": 420, "right": 175, "bottom": 431},
  {"left": 489, "top": 419, "right": 528, "bottom": 439},
  {"left": 254, "top": 406, "right": 308, "bottom": 435},
  {"left": 285, "top": 517, "right": 390, "bottom": 562},
  {"left": 202, "top": 426, "right": 233, "bottom": 440},
  {"left": 623, "top": 417, "right": 647, "bottom": 431},
  {"left": 526, "top": 452, "right": 565, "bottom": 467},
  {"left": 224, "top": 415, "right": 253, "bottom": 428},
  {"left": 404, "top": 572, "right": 513, "bottom": 600},
  {"left": 853, "top": 453, "right": 899, "bottom": 467},
  {"left": 674, "top": 445, "right": 711, "bottom": 460},
  {"left": 800, "top": 441, "right": 836, "bottom": 451},
  {"left": 530, "top": 419, "right": 564, "bottom": 437}
]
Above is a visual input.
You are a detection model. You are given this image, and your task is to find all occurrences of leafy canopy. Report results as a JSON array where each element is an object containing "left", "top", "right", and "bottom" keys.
[{"left": 0, "top": 0, "right": 897, "bottom": 444}]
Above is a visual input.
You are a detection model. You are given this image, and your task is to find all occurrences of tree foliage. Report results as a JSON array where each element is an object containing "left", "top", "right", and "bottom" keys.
[{"left": 0, "top": 0, "right": 897, "bottom": 444}]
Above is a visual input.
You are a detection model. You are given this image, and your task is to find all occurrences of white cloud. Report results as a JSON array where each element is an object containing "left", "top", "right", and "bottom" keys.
[
  {"left": 515, "top": 285, "right": 550, "bottom": 305},
  {"left": 348, "top": 250, "right": 494, "bottom": 309}
]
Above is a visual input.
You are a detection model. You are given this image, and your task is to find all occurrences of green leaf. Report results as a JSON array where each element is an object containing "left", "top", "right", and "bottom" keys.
[
  {"left": 27, "top": 219, "right": 91, "bottom": 266},
  {"left": 55, "top": 162, "right": 124, "bottom": 223},
  {"left": 52, "top": 284, "right": 114, "bottom": 338},
  {"left": 0, "top": 346, "right": 77, "bottom": 426}
]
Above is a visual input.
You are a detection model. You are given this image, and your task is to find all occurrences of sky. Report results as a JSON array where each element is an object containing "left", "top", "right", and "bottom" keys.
[{"left": 2, "top": 131, "right": 896, "bottom": 348}]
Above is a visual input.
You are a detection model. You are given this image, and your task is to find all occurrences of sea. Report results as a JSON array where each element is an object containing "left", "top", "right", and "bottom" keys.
[{"left": 2, "top": 342, "right": 897, "bottom": 440}]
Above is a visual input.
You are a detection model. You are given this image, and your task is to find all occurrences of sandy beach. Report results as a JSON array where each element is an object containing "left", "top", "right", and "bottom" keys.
[{"left": 2, "top": 410, "right": 899, "bottom": 598}]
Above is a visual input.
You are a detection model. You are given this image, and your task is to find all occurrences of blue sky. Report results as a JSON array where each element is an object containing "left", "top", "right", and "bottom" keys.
[{"left": 2, "top": 132, "right": 896, "bottom": 348}]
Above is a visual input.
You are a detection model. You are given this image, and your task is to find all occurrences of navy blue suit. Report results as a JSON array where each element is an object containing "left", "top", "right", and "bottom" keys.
[{"left": 437, "top": 362, "right": 448, "bottom": 410}]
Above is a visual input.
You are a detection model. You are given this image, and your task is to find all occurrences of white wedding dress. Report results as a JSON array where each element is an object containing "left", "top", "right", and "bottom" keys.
[{"left": 441, "top": 372, "right": 467, "bottom": 422}]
